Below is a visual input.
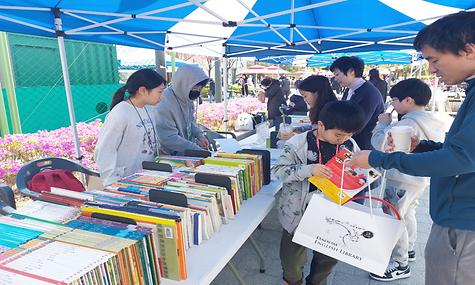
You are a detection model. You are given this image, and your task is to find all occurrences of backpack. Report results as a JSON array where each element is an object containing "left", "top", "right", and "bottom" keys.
[{"left": 28, "top": 169, "right": 85, "bottom": 193}]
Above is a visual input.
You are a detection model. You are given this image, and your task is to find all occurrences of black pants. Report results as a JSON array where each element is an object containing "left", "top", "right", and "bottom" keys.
[{"left": 280, "top": 230, "right": 338, "bottom": 285}]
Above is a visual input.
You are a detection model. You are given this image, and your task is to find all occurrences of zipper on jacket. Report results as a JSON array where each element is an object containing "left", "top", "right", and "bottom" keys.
[{"left": 448, "top": 176, "right": 459, "bottom": 211}]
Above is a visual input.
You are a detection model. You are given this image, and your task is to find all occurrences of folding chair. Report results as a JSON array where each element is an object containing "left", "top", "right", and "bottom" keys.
[
  {"left": 16, "top": 157, "right": 99, "bottom": 200},
  {"left": 0, "top": 183, "right": 15, "bottom": 214}
]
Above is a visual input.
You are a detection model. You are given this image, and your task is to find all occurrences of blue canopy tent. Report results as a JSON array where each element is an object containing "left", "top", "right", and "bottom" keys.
[
  {"left": 224, "top": 0, "right": 475, "bottom": 57},
  {"left": 0, "top": 0, "right": 265, "bottom": 143},
  {"left": 257, "top": 55, "right": 307, "bottom": 66},
  {"left": 0, "top": 0, "right": 474, "bottom": 157},
  {"left": 306, "top": 50, "right": 416, "bottom": 66},
  {"left": 0, "top": 0, "right": 198, "bottom": 161}
]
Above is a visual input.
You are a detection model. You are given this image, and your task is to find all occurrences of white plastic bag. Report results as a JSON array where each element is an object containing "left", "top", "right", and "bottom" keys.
[{"left": 235, "top": 113, "right": 254, "bottom": 131}]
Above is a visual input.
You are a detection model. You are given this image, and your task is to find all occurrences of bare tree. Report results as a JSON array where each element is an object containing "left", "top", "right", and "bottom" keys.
[
  {"left": 205, "top": 56, "right": 216, "bottom": 78},
  {"left": 226, "top": 58, "right": 238, "bottom": 71}
]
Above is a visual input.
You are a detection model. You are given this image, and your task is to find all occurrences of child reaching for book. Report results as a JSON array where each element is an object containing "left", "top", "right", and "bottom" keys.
[
  {"left": 95, "top": 69, "right": 166, "bottom": 185},
  {"left": 369, "top": 78, "right": 447, "bottom": 282},
  {"left": 272, "top": 101, "right": 365, "bottom": 285}
]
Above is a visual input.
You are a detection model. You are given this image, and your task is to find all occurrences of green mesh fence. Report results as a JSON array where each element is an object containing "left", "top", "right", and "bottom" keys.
[{"left": 1, "top": 33, "right": 159, "bottom": 134}]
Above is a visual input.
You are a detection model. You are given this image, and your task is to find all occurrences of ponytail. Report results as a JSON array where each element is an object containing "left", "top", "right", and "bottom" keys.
[
  {"left": 109, "top": 69, "right": 166, "bottom": 110},
  {"left": 110, "top": 86, "right": 127, "bottom": 110}
]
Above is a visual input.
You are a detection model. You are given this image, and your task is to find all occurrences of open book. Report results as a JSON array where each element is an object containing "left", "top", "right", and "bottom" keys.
[{"left": 308, "top": 148, "right": 381, "bottom": 204}]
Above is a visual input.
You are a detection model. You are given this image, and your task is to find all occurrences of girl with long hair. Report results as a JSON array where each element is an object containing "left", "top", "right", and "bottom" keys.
[
  {"left": 298, "top": 75, "right": 338, "bottom": 124},
  {"left": 95, "top": 69, "right": 166, "bottom": 185}
]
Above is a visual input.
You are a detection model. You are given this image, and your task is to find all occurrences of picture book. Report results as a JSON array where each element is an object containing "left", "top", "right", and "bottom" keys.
[{"left": 309, "top": 148, "right": 381, "bottom": 204}]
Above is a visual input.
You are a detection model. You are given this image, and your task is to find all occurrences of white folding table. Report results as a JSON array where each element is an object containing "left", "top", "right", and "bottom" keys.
[{"left": 162, "top": 180, "right": 282, "bottom": 285}]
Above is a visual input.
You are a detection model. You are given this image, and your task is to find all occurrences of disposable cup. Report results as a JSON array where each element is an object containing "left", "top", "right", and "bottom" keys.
[
  {"left": 278, "top": 123, "right": 293, "bottom": 140},
  {"left": 390, "top": 126, "right": 413, "bottom": 152}
]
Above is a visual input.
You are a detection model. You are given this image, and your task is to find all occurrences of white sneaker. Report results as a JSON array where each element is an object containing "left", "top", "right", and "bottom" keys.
[{"left": 369, "top": 260, "right": 411, "bottom": 282}]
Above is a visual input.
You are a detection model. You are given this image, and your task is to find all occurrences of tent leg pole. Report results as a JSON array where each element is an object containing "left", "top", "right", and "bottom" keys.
[
  {"left": 54, "top": 9, "right": 82, "bottom": 163},
  {"left": 223, "top": 55, "right": 229, "bottom": 132},
  {"left": 0, "top": 32, "right": 21, "bottom": 134}
]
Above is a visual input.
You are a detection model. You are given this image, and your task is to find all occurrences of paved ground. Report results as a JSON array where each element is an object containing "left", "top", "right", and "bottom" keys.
[{"left": 212, "top": 189, "right": 431, "bottom": 285}]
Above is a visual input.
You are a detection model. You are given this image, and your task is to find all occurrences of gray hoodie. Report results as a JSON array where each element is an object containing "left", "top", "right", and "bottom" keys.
[
  {"left": 371, "top": 109, "right": 448, "bottom": 186},
  {"left": 154, "top": 64, "right": 208, "bottom": 155}
]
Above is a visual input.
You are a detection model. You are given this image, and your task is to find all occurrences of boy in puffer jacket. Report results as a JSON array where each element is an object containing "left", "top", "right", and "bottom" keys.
[
  {"left": 370, "top": 79, "right": 447, "bottom": 282},
  {"left": 272, "top": 101, "right": 365, "bottom": 285}
]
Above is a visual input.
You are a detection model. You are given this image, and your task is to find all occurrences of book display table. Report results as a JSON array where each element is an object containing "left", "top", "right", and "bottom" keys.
[{"left": 162, "top": 180, "right": 281, "bottom": 285}]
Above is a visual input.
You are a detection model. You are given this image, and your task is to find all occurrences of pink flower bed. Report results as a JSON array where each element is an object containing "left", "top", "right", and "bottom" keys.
[
  {"left": 197, "top": 97, "right": 266, "bottom": 131},
  {"left": 0, "top": 120, "right": 102, "bottom": 186},
  {"left": 0, "top": 98, "right": 266, "bottom": 186}
]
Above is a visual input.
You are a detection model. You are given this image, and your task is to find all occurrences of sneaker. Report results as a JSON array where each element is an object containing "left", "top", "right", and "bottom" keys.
[
  {"left": 369, "top": 260, "right": 411, "bottom": 282},
  {"left": 408, "top": 250, "right": 416, "bottom": 262}
]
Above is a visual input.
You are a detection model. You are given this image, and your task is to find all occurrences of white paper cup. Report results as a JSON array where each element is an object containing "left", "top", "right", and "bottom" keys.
[
  {"left": 390, "top": 126, "right": 414, "bottom": 152},
  {"left": 278, "top": 123, "right": 293, "bottom": 140}
]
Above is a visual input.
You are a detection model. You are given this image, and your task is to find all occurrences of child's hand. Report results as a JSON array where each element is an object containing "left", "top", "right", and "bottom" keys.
[
  {"left": 378, "top": 113, "right": 392, "bottom": 124},
  {"left": 385, "top": 133, "right": 420, "bottom": 152},
  {"left": 410, "top": 135, "right": 420, "bottom": 152},
  {"left": 384, "top": 132, "right": 395, "bottom": 152},
  {"left": 311, "top": 164, "right": 332, "bottom": 179}
]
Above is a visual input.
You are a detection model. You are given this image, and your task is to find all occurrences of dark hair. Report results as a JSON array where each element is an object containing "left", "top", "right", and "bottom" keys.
[
  {"left": 260, "top": 77, "right": 272, "bottom": 87},
  {"left": 329, "top": 56, "right": 365, "bottom": 77},
  {"left": 414, "top": 11, "right": 475, "bottom": 55},
  {"left": 368, "top": 69, "right": 380, "bottom": 81},
  {"left": 389, "top": 78, "right": 431, "bottom": 106},
  {"left": 298, "top": 75, "right": 337, "bottom": 124},
  {"left": 110, "top": 69, "right": 166, "bottom": 110},
  {"left": 319, "top": 101, "right": 365, "bottom": 133}
]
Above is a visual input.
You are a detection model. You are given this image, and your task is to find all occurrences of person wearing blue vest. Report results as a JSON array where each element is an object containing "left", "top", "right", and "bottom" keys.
[{"left": 349, "top": 11, "right": 475, "bottom": 285}]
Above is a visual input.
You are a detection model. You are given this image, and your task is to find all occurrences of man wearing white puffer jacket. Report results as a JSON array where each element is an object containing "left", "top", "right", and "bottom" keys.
[{"left": 370, "top": 78, "right": 448, "bottom": 282}]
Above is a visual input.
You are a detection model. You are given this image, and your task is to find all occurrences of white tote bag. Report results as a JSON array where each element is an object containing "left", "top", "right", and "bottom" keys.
[{"left": 292, "top": 169, "right": 403, "bottom": 276}]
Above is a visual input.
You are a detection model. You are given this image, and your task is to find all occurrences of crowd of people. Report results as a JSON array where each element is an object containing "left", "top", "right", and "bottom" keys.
[
  {"left": 93, "top": 10, "right": 475, "bottom": 285},
  {"left": 274, "top": 10, "right": 475, "bottom": 285}
]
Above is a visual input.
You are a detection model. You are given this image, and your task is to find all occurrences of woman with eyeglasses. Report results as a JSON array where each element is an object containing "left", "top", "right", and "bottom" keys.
[{"left": 153, "top": 64, "right": 210, "bottom": 155}]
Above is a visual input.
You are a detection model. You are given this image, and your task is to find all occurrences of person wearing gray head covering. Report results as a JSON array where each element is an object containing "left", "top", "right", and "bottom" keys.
[{"left": 153, "top": 64, "right": 209, "bottom": 155}]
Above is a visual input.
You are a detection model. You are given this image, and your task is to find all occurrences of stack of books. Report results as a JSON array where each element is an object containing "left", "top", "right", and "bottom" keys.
[
  {"left": 0, "top": 213, "right": 158, "bottom": 284},
  {"left": 2, "top": 151, "right": 269, "bottom": 283}
]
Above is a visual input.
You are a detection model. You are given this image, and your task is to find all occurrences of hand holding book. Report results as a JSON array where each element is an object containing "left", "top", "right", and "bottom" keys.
[
  {"left": 311, "top": 164, "right": 332, "bottom": 179},
  {"left": 309, "top": 148, "right": 381, "bottom": 204}
]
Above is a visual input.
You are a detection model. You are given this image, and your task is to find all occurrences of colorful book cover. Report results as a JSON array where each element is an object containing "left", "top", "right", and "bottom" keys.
[
  {"left": 203, "top": 157, "right": 252, "bottom": 200},
  {"left": 80, "top": 205, "right": 185, "bottom": 281},
  {"left": 215, "top": 152, "right": 263, "bottom": 192},
  {"left": 309, "top": 148, "right": 381, "bottom": 204}
]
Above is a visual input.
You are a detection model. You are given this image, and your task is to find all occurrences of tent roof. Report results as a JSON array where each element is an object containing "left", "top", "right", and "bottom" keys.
[
  {"left": 224, "top": 0, "right": 475, "bottom": 57},
  {"left": 257, "top": 50, "right": 417, "bottom": 66},
  {"left": 307, "top": 50, "right": 417, "bottom": 66},
  {"left": 0, "top": 1, "right": 474, "bottom": 57},
  {"left": 239, "top": 65, "right": 289, "bottom": 74}
]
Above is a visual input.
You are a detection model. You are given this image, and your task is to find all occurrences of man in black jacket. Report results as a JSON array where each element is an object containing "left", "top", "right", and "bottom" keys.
[
  {"left": 260, "top": 77, "right": 287, "bottom": 121},
  {"left": 330, "top": 56, "right": 384, "bottom": 150},
  {"left": 369, "top": 68, "right": 388, "bottom": 103}
]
